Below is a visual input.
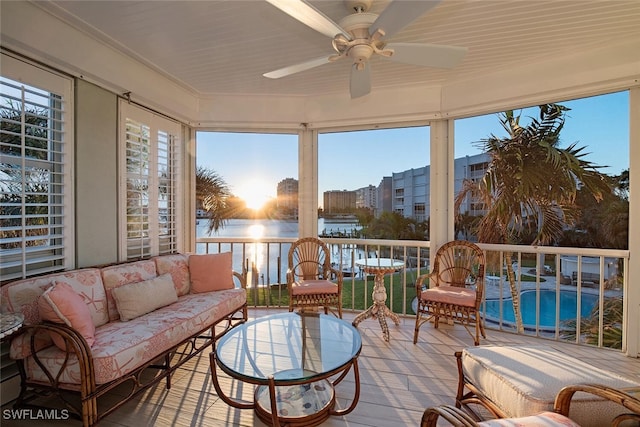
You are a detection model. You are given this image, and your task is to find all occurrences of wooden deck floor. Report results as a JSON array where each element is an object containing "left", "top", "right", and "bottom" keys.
[{"left": 2, "top": 308, "right": 639, "bottom": 427}]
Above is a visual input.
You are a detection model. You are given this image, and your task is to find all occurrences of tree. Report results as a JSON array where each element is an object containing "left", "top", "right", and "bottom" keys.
[
  {"left": 455, "top": 212, "right": 480, "bottom": 241},
  {"left": 560, "top": 170, "right": 628, "bottom": 249},
  {"left": 364, "top": 211, "right": 427, "bottom": 240},
  {"left": 195, "top": 166, "right": 233, "bottom": 234},
  {"left": 562, "top": 297, "right": 622, "bottom": 349},
  {"left": 1, "top": 101, "right": 51, "bottom": 250},
  {"left": 455, "top": 104, "right": 612, "bottom": 332}
]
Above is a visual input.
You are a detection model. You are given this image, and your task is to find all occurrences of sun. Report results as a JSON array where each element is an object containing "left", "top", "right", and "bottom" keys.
[{"left": 237, "top": 180, "right": 272, "bottom": 211}]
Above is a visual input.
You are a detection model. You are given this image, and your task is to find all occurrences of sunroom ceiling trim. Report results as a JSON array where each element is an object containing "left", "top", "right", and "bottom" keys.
[{"left": 2, "top": 1, "right": 639, "bottom": 130}]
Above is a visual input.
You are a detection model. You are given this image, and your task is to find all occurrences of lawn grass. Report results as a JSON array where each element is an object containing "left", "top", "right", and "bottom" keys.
[
  {"left": 247, "top": 271, "right": 419, "bottom": 315},
  {"left": 246, "top": 268, "right": 545, "bottom": 314}
]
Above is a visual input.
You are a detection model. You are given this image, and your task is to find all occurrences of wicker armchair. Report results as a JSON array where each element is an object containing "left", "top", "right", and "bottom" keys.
[
  {"left": 287, "top": 237, "right": 343, "bottom": 318},
  {"left": 413, "top": 240, "right": 485, "bottom": 345},
  {"left": 421, "top": 383, "right": 640, "bottom": 427}
]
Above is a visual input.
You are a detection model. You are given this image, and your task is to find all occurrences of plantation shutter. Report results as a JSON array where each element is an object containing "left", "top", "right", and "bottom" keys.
[
  {"left": 119, "top": 101, "right": 182, "bottom": 261},
  {"left": 0, "top": 53, "right": 74, "bottom": 282}
]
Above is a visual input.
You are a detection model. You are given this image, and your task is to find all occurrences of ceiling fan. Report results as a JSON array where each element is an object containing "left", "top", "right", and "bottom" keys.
[{"left": 263, "top": 0, "right": 467, "bottom": 99}]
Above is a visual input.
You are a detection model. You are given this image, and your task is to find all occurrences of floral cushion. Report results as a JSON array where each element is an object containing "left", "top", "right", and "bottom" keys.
[
  {"left": 153, "top": 254, "right": 190, "bottom": 296},
  {"left": 21, "top": 288, "right": 246, "bottom": 385},
  {"left": 4, "top": 269, "right": 108, "bottom": 359},
  {"left": 101, "top": 260, "right": 157, "bottom": 321},
  {"left": 1, "top": 268, "right": 108, "bottom": 327}
]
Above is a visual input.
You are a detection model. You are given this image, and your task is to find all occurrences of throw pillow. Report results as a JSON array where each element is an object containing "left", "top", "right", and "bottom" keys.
[
  {"left": 188, "top": 252, "right": 234, "bottom": 293},
  {"left": 111, "top": 273, "right": 178, "bottom": 321},
  {"left": 38, "top": 281, "right": 96, "bottom": 349}
]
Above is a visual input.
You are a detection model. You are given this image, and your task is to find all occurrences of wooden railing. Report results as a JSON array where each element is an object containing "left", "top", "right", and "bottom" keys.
[{"left": 196, "top": 237, "right": 629, "bottom": 351}]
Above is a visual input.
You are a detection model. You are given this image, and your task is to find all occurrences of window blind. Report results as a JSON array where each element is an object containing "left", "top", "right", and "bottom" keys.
[
  {"left": 0, "top": 74, "right": 72, "bottom": 282},
  {"left": 119, "top": 102, "right": 181, "bottom": 261}
]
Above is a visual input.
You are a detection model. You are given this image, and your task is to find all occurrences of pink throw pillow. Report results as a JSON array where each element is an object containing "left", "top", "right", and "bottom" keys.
[
  {"left": 189, "top": 252, "right": 234, "bottom": 293},
  {"left": 38, "top": 281, "right": 96, "bottom": 349}
]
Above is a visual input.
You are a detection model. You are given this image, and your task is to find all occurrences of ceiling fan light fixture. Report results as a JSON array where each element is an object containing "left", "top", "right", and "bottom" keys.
[
  {"left": 349, "top": 44, "right": 374, "bottom": 63},
  {"left": 264, "top": 0, "right": 465, "bottom": 98}
]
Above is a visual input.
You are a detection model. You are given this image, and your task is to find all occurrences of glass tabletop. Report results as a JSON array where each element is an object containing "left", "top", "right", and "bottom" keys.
[
  {"left": 216, "top": 312, "right": 361, "bottom": 383},
  {"left": 355, "top": 258, "right": 404, "bottom": 270},
  {"left": 0, "top": 312, "right": 24, "bottom": 339}
]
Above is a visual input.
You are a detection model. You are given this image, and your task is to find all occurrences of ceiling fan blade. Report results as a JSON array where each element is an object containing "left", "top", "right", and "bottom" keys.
[
  {"left": 383, "top": 43, "right": 467, "bottom": 68},
  {"left": 263, "top": 55, "right": 333, "bottom": 79},
  {"left": 350, "top": 63, "right": 371, "bottom": 99},
  {"left": 266, "top": 0, "right": 350, "bottom": 40},
  {"left": 370, "top": 0, "right": 442, "bottom": 39}
]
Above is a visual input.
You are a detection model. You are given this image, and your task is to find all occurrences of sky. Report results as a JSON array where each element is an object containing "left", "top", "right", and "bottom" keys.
[{"left": 196, "top": 91, "right": 629, "bottom": 209}]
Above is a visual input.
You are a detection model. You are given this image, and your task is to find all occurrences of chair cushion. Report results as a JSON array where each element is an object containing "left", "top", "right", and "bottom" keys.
[
  {"left": 478, "top": 411, "right": 580, "bottom": 427},
  {"left": 291, "top": 280, "right": 338, "bottom": 295},
  {"left": 461, "top": 345, "right": 640, "bottom": 427},
  {"left": 420, "top": 285, "right": 476, "bottom": 307}
]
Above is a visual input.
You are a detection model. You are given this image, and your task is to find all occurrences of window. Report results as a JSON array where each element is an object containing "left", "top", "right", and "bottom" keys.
[
  {"left": 119, "top": 102, "right": 182, "bottom": 260},
  {"left": 0, "top": 54, "right": 73, "bottom": 281},
  {"left": 454, "top": 92, "right": 629, "bottom": 248},
  {"left": 195, "top": 131, "right": 298, "bottom": 239},
  {"left": 318, "top": 126, "right": 430, "bottom": 239},
  {"left": 414, "top": 203, "right": 426, "bottom": 222}
]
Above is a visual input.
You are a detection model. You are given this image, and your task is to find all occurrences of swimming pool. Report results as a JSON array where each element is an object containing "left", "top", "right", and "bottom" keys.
[{"left": 482, "top": 290, "right": 599, "bottom": 330}]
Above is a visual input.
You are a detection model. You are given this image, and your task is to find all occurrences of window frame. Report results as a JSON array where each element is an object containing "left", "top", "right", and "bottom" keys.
[
  {"left": 0, "top": 52, "right": 74, "bottom": 281},
  {"left": 118, "top": 101, "right": 183, "bottom": 261}
]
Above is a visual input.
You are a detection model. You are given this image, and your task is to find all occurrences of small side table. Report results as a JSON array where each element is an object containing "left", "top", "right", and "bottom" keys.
[
  {"left": 0, "top": 312, "right": 24, "bottom": 340},
  {"left": 352, "top": 258, "right": 404, "bottom": 342}
]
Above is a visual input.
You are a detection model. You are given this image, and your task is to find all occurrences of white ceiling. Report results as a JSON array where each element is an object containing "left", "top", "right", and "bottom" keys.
[{"left": 39, "top": 0, "right": 640, "bottom": 99}]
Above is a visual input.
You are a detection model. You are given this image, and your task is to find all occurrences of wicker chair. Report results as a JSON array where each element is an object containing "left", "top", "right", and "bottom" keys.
[
  {"left": 413, "top": 240, "right": 485, "bottom": 345},
  {"left": 287, "top": 237, "right": 343, "bottom": 318},
  {"left": 421, "top": 383, "right": 640, "bottom": 426}
]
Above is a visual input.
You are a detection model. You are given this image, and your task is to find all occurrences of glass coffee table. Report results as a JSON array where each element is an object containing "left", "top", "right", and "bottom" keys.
[{"left": 210, "top": 312, "right": 362, "bottom": 427}]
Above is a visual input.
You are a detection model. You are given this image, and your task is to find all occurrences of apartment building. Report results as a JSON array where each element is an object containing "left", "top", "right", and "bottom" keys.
[{"left": 390, "top": 153, "right": 490, "bottom": 221}]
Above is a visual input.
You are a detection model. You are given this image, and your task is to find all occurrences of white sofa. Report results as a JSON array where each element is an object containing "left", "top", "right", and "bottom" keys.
[{"left": 0, "top": 253, "right": 247, "bottom": 427}]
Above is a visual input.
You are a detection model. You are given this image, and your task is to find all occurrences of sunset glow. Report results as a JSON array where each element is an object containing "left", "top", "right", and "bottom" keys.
[{"left": 237, "top": 180, "right": 273, "bottom": 211}]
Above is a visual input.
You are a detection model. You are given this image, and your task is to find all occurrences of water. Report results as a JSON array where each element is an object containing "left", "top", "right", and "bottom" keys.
[
  {"left": 196, "top": 218, "right": 360, "bottom": 239},
  {"left": 483, "top": 290, "right": 599, "bottom": 330},
  {"left": 196, "top": 218, "right": 362, "bottom": 285}
]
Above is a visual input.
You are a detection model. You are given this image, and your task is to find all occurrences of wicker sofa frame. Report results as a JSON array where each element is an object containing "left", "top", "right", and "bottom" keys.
[{"left": 5, "top": 264, "right": 247, "bottom": 427}]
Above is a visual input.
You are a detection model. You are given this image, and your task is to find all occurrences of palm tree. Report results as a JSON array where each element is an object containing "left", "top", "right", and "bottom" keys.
[
  {"left": 1, "top": 101, "right": 51, "bottom": 249},
  {"left": 365, "top": 211, "right": 427, "bottom": 240},
  {"left": 195, "top": 166, "right": 233, "bottom": 234},
  {"left": 455, "top": 104, "right": 611, "bottom": 332}
]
